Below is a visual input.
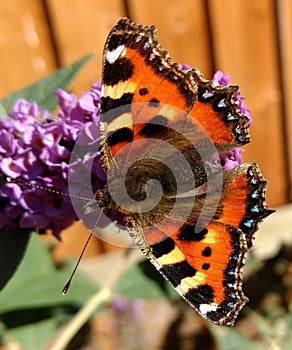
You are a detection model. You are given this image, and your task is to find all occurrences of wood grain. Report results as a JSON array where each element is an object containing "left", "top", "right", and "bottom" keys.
[
  {"left": 128, "top": 0, "right": 213, "bottom": 77},
  {"left": 0, "top": 0, "right": 57, "bottom": 97},
  {"left": 276, "top": 0, "right": 292, "bottom": 201},
  {"left": 45, "top": 0, "right": 126, "bottom": 94},
  {"left": 208, "top": 0, "right": 287, "bottom": 206}
]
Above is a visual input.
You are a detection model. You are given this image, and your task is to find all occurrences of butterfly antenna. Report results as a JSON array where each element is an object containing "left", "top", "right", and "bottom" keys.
[
  {"left": 62, "top": 208, "right": 103, "bottom": 295},
  {"left": 62, "top": 232, "right": 93, "bottom": 295},
  {"left": 6, "top": 176, "right": 92, "bottom": 202}
]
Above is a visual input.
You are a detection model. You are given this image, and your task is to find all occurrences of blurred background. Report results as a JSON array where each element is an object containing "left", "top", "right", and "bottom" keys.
[{"left": 0, "top": 0, "right": 291, "bottom": 349}]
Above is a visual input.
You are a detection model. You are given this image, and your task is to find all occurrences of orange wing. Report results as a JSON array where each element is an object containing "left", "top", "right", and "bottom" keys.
[
  {"left": 125, "top": 163, "right": 273, "bottom": 326},
  {"left": 100, "top": 18, "right": 249, "bottom": 170},
  {"left": 190, "top": 70, "right": 250, "bottom": 148},
  {"left": 220, "top": 163, "right": 274, "bottom": 247}
]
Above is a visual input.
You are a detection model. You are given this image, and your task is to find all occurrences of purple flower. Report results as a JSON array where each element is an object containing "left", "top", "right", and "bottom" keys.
[
  {"left": 212, "top": 71, "right": 252, "bottom": 126},
  {"left": 110, "top": 296, "right": 145, "bottom": 349},
  {"left": 0, "top": 130, "right": 16, "bottom": 155},
  {"left": 111, "top": 296, "right": 144, "bottom": 321},
  {"left": 211, "top": 71, "right": 252, "bottom": 170},
  {"left": 0, "top": 83, "right": 104, "bottom": 238},
  {"left": 212, "top": 71, "right": 230, "bottom": 87},
  {"left": 220, "top": 148, "right": 244, "bottom": 171},
  {"left": 111, "top": 296, "right": 130, "bottom": 314},
  {"left": 181, "top": 63, "right": 191, "bottom": 70},
  {"left": 235, "top": 91, "right": 252, "bottom": 127},
  {"left": 54, "top": 89, "right": 78, "bottom": 116}
]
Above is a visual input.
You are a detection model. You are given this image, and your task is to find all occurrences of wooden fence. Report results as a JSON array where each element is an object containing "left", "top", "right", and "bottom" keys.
[{"left": 0, "top": 0, "right": 291, "bottom": 255}]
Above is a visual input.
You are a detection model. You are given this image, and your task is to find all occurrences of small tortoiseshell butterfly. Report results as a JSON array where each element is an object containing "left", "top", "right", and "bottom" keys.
[{"left": 97, "top": 18, "right": 274, "bottom": 326}]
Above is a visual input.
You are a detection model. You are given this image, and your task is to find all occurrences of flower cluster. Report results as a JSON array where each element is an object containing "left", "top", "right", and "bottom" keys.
[
  {"left": 0, "top": 83, "right": 103, "bottom": 238},
  {"left": 110, "top": 296, "right": 145, "bottom": 348}
]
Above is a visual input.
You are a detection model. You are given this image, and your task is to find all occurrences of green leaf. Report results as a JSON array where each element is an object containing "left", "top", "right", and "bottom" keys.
[
  {"left": 281, "top": 314, "right": 292, "bottom": 350},
  {"left": 0, "top": 102, "right": 8, "bottom": 118},
  {"left": 208, "top": 324, "right": 266, "bottom": 350},
  {"left": 113, "top": 259, "right": 177, "bottom": 300},
  {"left": 0, "top": 228, "right": 31, "bottom": 291},
  {"left": 283, "top": 336, "right": 292, "bottom": 350},
  {"left": 0, "top": 54, "right": 93, "bottom": 113},
  {"left": 0, "top": 233, "right": 98, "bottom": 314},
  {"left": 9, "top": 318, "right": 58, "bottom": 350}
]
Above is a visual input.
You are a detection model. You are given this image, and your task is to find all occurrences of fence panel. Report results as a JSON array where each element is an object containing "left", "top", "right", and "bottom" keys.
[{"left": 0, "top": 0, "right": 290, "bottom": 257}]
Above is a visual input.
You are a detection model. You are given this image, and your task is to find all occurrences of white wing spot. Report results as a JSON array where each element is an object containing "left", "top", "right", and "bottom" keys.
[
  {"left": 199, "top": 303, "right": 218, "bottom": 315},
  {"left": 106, "top": 45, "right": 125, "bottom": 64}
]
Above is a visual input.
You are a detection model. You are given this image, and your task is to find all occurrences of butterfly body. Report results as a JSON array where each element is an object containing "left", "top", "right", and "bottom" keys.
[{"left": 98, "top": 18, "right": 273, "bottom": 326}]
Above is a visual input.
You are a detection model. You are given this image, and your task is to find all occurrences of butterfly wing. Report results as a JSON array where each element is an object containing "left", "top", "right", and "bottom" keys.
[
  {"left": 100, "top": 18, "right": 274, "bottom": 326},
  {"left": 101, "top": 18, "right": 196, "bottom": 166},
  {"left": 219, "top": 163, "right": 274, "bottom": 248},
  {"left": 100, "top": 18, "right": 249, "bottom": 170},
  {"left": 125, "top": 163, "right": 273, "bottom": 326},
  {"left": 126, "top": 220, "right": 248, "bottom": 326},
  {"left": 190, "top": 70, "right": 250, "bottom": 148}
]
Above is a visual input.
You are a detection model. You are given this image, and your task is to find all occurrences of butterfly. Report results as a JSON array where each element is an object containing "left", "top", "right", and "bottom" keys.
[{"left": 96, "top": 18, "right": 274, "bottom": 326}]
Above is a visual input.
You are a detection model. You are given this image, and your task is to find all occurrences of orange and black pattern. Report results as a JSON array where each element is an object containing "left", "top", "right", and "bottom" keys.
[{"left": 98, "top": 18, "right": 274, "bottom": 326}]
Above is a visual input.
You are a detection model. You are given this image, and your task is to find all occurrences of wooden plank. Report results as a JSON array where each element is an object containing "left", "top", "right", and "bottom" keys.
[
  {"left": 43, "top": 1, "right": 127, "bottom": 257},
  {"left": 127, "top": 0, "right": 213, "bottom": 78},
  {"left": 276, "top": 0, "right": 292, "bottom": 200},
  {"left": 43, "top": 0, "right": 127, "bottom": 256},
  {"left": 0, "top": 0, "right": 57, "bottom": 97},
  {"left": 208, "top": 0, "right": 287, "bottom": 207},
  {"left": 45, "top": 0, "right": 126, "bottom": 94}
]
